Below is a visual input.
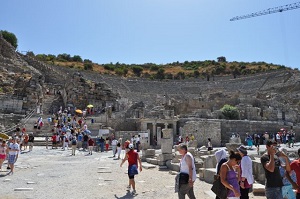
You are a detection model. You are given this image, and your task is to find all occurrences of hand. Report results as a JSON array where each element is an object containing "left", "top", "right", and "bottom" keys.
[
  {"left": 233, "top": 189, "right": 241, "bottom": 197},
  {"left": 292, "top": 182, "right": 300, "bottom": 190},
  {"left": 188, "top": 180, "right": 194, "bottom": 187},
  {"left": 268, "top": 146, "right": 276, "bottom": 156},
  {"left": 139, "top": 167, "right": 142, "bottom": 172},
  {"left": 240, "top": 181, "right": 245, "bottom": 189}
]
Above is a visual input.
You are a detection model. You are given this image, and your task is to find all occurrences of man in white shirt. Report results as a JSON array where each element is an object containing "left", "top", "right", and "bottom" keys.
[
  {"left": 111, "top": 138, "right": 118, "bottom": 157},
  {"left": 8, "top": 137, "right": 20, "bottom": 175}
]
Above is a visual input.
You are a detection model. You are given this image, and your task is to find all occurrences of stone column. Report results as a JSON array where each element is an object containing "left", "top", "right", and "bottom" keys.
[
  {"left": 152, "top": 122, "right": 156, "bottom": 137},
  {"left": 157, "top": 127, "right": 161, "bottom": 147},
  {"left": 157, "top": 128, "right": 173, "bottom": 166},
  {"left": 173, "top": 121, "right": 177, "bottom": 141}
]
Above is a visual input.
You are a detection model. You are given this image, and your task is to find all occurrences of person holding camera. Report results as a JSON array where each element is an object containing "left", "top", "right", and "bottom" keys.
[{"left": 260, "top": 139, "right": 291, "bottom": 199}]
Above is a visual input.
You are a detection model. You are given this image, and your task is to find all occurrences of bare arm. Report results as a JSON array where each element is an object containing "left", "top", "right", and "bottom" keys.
[
  {"left": 185, "top": 155, "right": 194, "bottom": 187},
  {"left": 264, "top": 155, "right": 275, "bottom": 172},
  {"left": 285, "top": 170, "right": 299, "bottom": 190},
  {"left": 137, "top": 154, "right": 142, "bottom": 172},
  {"left": 120, "top": 154, "right": 128, "bottom": 167}
]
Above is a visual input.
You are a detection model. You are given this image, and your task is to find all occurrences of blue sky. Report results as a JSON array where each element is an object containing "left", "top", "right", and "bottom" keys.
[{"left": 1, "top": 0, "right": 300, "bottom": 68}]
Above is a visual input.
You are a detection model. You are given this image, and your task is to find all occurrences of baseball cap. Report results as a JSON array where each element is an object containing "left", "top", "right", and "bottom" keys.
[{"left": 128, "top": 144, "right": 134, "bottom": 149}]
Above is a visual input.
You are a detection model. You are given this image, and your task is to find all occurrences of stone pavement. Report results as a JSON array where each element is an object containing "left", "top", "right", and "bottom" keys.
[{"left": 0, "top": 147, "right": 266, "bottom": 199}]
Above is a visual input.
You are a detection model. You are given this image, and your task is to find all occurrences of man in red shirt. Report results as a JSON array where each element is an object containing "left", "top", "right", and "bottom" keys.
[
  {"left": 290, "top": 148, "right": 300, "bottom": 199},
  {"left": 120, "top": 144, "right": 142, "bottom": 194}
]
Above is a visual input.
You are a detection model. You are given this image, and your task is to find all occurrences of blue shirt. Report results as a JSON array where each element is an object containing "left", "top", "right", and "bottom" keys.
[{"left": 279, "top": 166, "right": 297, "bottom": 186}]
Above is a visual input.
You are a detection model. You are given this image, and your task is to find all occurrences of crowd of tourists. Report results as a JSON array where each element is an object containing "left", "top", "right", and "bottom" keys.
[{"left": 211, "top": 138, "right": 300, "bottom": 199}]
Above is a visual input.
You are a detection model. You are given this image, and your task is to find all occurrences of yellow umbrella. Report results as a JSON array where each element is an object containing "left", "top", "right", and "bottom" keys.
[
  {"left": 0, "top": 132, "right": 9, "bottom": 140},
  {"left": 87, "top": 104, "right": 93, "bottom": 108},
  {"left": 75, "top": 109, "right": 83, "bottom": 114}
]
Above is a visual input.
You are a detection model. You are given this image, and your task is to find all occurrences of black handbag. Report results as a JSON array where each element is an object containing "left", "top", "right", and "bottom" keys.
[
  {"left": 179, "top": 173, "right": 189, "bottom": 184},
  {"left": 211, "top": 175, "right": 227, "bottom": 199}
]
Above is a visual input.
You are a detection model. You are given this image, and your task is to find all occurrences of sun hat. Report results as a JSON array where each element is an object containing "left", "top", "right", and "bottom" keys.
[{"left": 128, "top": 144, "right": 134, "bottom": 149}]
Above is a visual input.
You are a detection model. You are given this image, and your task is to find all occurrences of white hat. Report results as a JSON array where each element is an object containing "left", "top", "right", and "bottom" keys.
[{"left": 128, "top": 144, "right": 134, "bottom": 149}]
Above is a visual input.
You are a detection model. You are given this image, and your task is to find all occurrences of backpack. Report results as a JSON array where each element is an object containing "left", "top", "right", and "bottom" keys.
[{"left": 72, "top": 139, "right": 77, "bottom": 145}]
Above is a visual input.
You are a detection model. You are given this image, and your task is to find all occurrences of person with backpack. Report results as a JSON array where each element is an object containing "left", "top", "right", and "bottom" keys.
[{"left": 71, "top": 137, "right": 77, "bottom": 156}]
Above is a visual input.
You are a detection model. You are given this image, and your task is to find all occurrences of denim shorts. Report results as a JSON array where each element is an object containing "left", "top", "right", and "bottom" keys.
[{"left": 265, "top": 187, "right": 284, "bottom": 199}]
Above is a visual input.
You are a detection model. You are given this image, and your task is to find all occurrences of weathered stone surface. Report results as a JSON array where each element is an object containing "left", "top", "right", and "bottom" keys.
[
  {"left": 161, "top": 138, "right": 173, "bottom": 154},
  {"left": 203, "top": 168, "right": 216, "bottom": 184},
  {"left": 142, "top": 163, "right": 156, "bottom": 169},
  {"left": 14, "top": 188, "right": 34, "bottom": 191},
  {"left": 200, "top": 154, "right": 217, "bottom": 169},
  {"left": 225, "top": 143, "right": 242, "bottom": 152},
  {"left": 252, "top": 158, "right": 265, "bottom": 184},
  {"left": 144, "top": 149, "right": 156, "bottom": 157},
  {"left": 157, "top": 153, "right": 173, "bottom": 161},
  {"left": 252, "top": 183, "right": 265, "bottom": 196}
]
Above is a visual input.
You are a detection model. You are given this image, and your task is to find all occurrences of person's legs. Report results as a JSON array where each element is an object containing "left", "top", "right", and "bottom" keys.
[
  {"left": 8, "top": 155, "right": 16, "bottom": 174},
  {"left": 240, "top": 187, "right": 249, "bottom": 199},
  {"left": 178, "top": 184, "right": 189, "bottom": 199},
  {"left": 265, "top": 187, "right": 284, "bottom": 199},
  {"left": 0, "top": 158, "right": 4, "bottom": 170},
  {"left": 186, "top": 186, "right": 196, "bottom": 199}
]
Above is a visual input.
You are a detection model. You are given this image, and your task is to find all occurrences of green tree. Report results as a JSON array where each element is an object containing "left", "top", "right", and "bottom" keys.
[
  {"left": 84, "top": 63, "right": 93, "bottom": 70},
  {"left": 132, "top": 66, "right": 143, "bottom": 77},
  {"left": 1, "top": 30, "right": 18, "bottom": 48},
  {"left": 221, "top": 104, "right": 239, "bottom": 120},
  {"left": 57, "top": 53, "right": 71, "bottom": 62},
  {"left": 72, "top": 55, "right": 82, "bottom": 62},
  {"left": 217, "top": 56, "right": 227, "bottom": 63},
  {"left": 193, "top": 70, "right": 200, "bottom": 78},
  {"left": 155, "top": 68, "right": 165, "bottom": 80},
  {"left": 26, "top": 51, "right": 35, "bottom": 57}
]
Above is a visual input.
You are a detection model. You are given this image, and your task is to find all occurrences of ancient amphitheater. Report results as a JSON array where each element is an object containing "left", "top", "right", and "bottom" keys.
[{"left": 1, "top": 32, "right": 300, "bottom": 147}]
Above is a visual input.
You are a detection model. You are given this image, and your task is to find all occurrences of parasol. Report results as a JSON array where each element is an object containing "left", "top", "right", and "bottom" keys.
[
  {"left": 75, "top": 109, "right": 83, "bottom": 114},
  {"left": 87, "top": 104, "right": 93, "bottom": 108},
  {"left": 0, "top": 132, "right": 9, "bottom": 140}
]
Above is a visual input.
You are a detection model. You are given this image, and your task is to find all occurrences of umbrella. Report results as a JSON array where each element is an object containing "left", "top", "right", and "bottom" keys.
[
  {"left": 280, "top": 128, "right": 286, "bottom": 131},
  {"left": 0, "top": 132, "right": 9, "bottom": 140},
  {"left": 87, "top": 104, "right": 93, "bottom": 108},
  {"left": 75, "top": 109, "right": 83, "bottom": 114}
]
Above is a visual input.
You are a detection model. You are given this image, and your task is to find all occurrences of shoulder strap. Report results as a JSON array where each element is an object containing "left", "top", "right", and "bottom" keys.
[{"left": 225, "top": 163, "right": 231, "bottom": 170}]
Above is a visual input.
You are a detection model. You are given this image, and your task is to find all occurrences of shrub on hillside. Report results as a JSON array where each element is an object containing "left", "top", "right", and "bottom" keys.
[
  {"left": 1, "top": 30, "right": 18, "bottom": 48},
  {"left": 221, "top": 104, "right": 239, "bottom": 120}
]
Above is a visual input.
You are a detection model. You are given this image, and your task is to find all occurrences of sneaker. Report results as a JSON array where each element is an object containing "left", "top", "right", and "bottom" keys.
[{"left": 132, "top": 190, "right": 136, "bottom": 194}]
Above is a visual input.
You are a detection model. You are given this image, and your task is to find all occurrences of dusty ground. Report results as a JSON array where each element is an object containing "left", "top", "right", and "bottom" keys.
[{"left": 0, "top": 147, "right": 265, "bottom": 199}]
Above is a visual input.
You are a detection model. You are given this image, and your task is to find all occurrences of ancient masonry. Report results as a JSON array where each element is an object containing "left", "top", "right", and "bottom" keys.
[{"left": 1, "top": 32, "right": 300, "bottom": 145}]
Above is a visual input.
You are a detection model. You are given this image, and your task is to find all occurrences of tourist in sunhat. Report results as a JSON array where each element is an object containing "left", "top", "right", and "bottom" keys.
[{"left": 237, "top": 145, "right": 254, "bottom": 199}]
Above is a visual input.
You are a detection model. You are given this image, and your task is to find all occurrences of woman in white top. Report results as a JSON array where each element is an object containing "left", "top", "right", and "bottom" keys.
[
  {"left": 237, "top": 145, "right": 254, "bottom": 199},
  {"left": 178, "top": 144, "right": 196, "bottom": 199}
]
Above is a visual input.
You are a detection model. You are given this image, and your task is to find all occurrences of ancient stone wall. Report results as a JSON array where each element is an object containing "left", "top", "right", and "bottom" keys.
[{"left": 179, "top": 118, "right": 300, "bottom": 147}]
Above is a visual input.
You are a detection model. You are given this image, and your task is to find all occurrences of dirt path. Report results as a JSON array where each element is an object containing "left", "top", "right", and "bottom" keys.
[{"left": 0, "top": 147, "right": 265, "bottom": 199}]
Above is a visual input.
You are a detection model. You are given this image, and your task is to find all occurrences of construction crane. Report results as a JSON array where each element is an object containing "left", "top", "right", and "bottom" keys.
[{"left": 230, "top": 2, "right": 300, "bottom": 21}]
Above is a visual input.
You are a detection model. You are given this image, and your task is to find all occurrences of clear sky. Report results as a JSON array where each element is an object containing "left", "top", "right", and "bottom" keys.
[{"left": 1, "top": 0, "right": 300, "bottom": 68}]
